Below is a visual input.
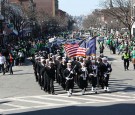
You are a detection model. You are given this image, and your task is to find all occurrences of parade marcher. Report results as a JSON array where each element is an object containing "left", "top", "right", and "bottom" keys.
[
  {"left": 97, "top": 57, "right": 104, "bottom": 89},
  {"left": 102, "top": 57, "right": 112, "bottom": 92},
  {"left": 55, "top": 56, "right": 61, "bottom": 84},
  {"left": 34, "top": 56, "right": 40, "bottom": 82},
  {"left": 122, "top": 50, "right": 131, "bottom": 71},
  {"left": 0, "top": 53, "right": 6, "bottom": 75},
  {"left": 45, "top": 61, "right": 55, "bottom": 94},
  {"left": 71, "top": 57, "right": 80, "bottom": 85},
  {"left": 9, "top": 53, "right": 14, "bottom": 75},
  {"left": 18, "top": 50, "right": 24, "bottom": 66},
  {"left": 64, "top": 62, "right": 75, "bottom": 97},
  {"left": 99, "top": 42, "right": 104, "bottom": 54},
  {"left": 131, "top": 47, "right": 135, "bottom": 70},
  {"left": 59, "top": 57, "right": 67, "bottom": 90},
  {"left": 88, "top": 60, "right": 98, "bottom": 93},
  {"left": 78, "top": 63, "right": 88, "bottom": 95}
]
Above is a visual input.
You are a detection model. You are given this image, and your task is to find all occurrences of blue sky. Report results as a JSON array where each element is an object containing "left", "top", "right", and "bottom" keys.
[{"left": 59, "top": 0, "right": 102, "bottom": 16}]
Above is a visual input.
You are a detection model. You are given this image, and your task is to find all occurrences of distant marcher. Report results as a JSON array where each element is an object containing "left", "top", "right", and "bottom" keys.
[
  {"left": 131, "top": 47, "right": 135, "bottom": 70},
  {"left": 0, "top": 53, "right": 6, "bottom": 75},
  {"left": 9, "top": 53, "right": 14, "bottom": 74},
  {"left": 18, "top": 50, "right": 24, "bottom": 66}
]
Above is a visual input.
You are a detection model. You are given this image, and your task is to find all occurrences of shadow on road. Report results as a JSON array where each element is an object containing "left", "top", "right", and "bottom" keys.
[
  {"left": 9, "top": 103, "right": 135, "bottom": 115},
  {"left": 13, "top": 73, "right": 33, "bottom": 75},
  {"left": 0, "top": 101, "right": 11, "bottom": 104},
  {"left": 13, "top": 70, "right": 23, "bottom": 72}
]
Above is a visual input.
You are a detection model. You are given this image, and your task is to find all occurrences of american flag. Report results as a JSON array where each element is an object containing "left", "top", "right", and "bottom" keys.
[{"left": 64, "top": 40, "right": 86, "bottom": 57}]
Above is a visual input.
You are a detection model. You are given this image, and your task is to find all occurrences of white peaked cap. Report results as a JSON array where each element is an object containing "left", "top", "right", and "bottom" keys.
[
  {"left": 68, "top": 60, "right": 72, "bottom": 63},
  {"left": 67, "top": 63, "right": 71, "bottom": 66},
  {"left": 102, "top": 57, "right": 108, "bottom": 61},
  {"left": 40, "top": 57, "right": 44, "bottom": 59},
  {"left": 35, "top": 57, "right": 40, "bottom": 59},
  {"left": 41, "top": 59, "right": 45, "bottom": 62},
  {"left": 93, "top": 56, "right": 96, "bottom": 59},
  {"left": 91, "top": 60, "right": 95, "bottom": 63}
]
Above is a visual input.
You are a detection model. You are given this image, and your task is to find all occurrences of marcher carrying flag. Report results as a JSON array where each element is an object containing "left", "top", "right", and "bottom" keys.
[
  {"left": 86, "top": 36, "right": 97, "bottom": 56},
  {"left": 64, "top": 36, "right": 97, "bottom": 58},
  {"left": 64, "top": 40, "right": 86, "bottom": 57}
]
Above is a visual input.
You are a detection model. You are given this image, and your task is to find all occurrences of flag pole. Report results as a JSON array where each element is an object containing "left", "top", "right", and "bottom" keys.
[{"left": 85, "top": 37, "right": 87, "bottom": 58}]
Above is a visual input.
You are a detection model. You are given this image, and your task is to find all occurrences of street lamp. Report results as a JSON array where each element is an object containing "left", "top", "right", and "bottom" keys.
[
  {"left": 105, "top": 21, "right": 108, "bottom": 37},
  {"left": 0, "top": 14, "right": 4, "bottom": 31},
  {"left": 116, "top": 19, "right": 119, "bottom": 31}
]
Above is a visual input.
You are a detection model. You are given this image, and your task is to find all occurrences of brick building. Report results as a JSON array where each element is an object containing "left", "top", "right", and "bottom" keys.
[{"left": 8, "top": 0, "right": 59, "bottom": 17}]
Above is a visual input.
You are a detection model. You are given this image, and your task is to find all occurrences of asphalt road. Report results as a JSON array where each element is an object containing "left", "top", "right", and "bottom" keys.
[{"left": 0, "top": 46, "right": 135, "bottom": 115}]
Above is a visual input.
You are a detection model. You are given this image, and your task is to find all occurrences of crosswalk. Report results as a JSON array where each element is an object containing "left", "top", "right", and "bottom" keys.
[{"left": 0, "top": 92, "right": 135, "bottom": 114}]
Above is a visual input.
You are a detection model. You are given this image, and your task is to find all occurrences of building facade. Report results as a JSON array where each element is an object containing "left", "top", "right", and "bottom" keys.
[
  {"left": 131, "top": 0, "right": 135, "bottom": 35},
  {"left": 8, "top": 0, "right": 59, "bottom": 17}
]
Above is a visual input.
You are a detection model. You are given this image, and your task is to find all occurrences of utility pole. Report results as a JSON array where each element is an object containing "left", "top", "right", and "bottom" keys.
[{"left": 110, "top": 0, "right": 113, "bottom": 8}]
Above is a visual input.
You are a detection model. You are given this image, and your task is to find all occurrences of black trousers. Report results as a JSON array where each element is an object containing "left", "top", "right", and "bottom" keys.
[
  {"left": 124, "top": 59, "right": 129, "bottom": 70},
  {"left": 0, "top": 64, "right": 5, "bottom": 75},
  {"left": 9, "top": 62, "right": 13, "bottom": 74},
  {"left": 91, "top": 76, "right": 97, "bottom": 88},
  {"left": 104, "top": 75, "right": 110, "bottom": 87}
]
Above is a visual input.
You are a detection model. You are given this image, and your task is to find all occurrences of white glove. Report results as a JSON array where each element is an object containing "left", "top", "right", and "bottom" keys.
[
  {"left": 71, "top": 71, "right": 73, "bottom": 74},
  {"left": 66, "top": 77, "right": 69, "bottom": 80},
  {"left": 104, "top": 74, "right": 107, "bottom": 77},
  {"left": 90, "top": 73, "right": 94, "bottom": 76}
]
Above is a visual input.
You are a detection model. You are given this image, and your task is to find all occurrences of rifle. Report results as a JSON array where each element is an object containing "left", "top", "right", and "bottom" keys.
[{"left": 66, "top": 65, "right": 77, "bottom": 80}]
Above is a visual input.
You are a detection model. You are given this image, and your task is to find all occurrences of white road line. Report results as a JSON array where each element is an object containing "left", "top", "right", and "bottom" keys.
[
  {"left": 0, "top": 109, "right": 4, "bottom": 112},
  {"left": 100, "top": 94, "right": 134, "bottom": 99},
  {"left": 3, "top": 103, "right": 26, "bottom": 108},
  {"left": 84, "top": 95, "right": 125, "bottom": 101},
  {"left": 0, "top": 103, "right": 77, "bottom": 113},
  {"left": 9, "top": 98, "right": 57, "bottom": 105},
  {"left": 49, "top": 95, "right": 108, "bottom": 102},
  {"left": 35, "top": 96, "right": 79, "bottom": 104},
  {"left": 85, "top": 98, "right": 135, "bottom": 104},
  {"left": 1, "top": 98, "right": 135, "bottom": 113},
  {"left": 7, "top": 95, "right": 50, "bottom": 99}
]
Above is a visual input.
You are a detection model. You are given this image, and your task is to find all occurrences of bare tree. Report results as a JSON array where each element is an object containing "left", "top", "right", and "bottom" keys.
[
  {"left": 82, "top": 9, "right": 102, "bottom": 30},
  {"left": 1, "top": 1, "right": 31, "bottom": 37},
  {"left": 102, "top": 0, "right": 133, "bottom": 39}
]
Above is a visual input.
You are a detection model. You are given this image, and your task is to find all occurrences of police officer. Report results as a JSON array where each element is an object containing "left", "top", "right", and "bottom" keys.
[{"left": 122, "top": 50, "right": 131, "bottom": 71}]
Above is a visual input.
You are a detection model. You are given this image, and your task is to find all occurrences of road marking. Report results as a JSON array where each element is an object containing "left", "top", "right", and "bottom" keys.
[
  {"left": 3, "top": 103, "right": 26, "bottom": 108},
  {"left": 49, "top": 94, "right": 109, "bottom": 102},
  {"left": 0, "top": 109, "right": 4, "bottom": 112},
  {"left": 9, "top": 98, "right": 57, "bottom": 105},
  {"left": 84, "top": 94, "right": 125, "bottom": 101},
  {"left": 100, "top": 94, "right": 135, "bottom": 99},
  {"left": 85, "top": 98, "right": 135, "bottom": 104},
  {"left": 35, "top": 96, "right": 79, "bottom": 104},
  {"left": 0, "top": 92, "right": 135, "bottom": 113}
]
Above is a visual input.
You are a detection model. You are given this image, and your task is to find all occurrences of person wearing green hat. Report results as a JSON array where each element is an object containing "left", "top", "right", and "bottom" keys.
[{"left": 99, "top": 42, "right": 104, "bottom": 54}]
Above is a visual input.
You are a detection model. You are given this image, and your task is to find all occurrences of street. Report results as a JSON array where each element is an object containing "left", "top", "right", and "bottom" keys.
[{"left": 0, "top": 47, "right": 135, "bottom": 115}]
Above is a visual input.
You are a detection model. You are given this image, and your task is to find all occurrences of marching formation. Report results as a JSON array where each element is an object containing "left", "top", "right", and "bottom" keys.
[{"left": 31, "top": 51, "right": 112, "bottom": 97}]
